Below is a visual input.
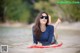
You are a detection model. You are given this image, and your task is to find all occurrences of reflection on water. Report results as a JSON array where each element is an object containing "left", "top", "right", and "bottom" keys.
[{"left": 0, "top": 27, "right": 80, "bottom": 53}]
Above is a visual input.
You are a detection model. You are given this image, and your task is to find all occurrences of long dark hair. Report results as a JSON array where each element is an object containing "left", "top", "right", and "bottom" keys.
[{"left": 33, "top": 12, "right": 49, "bottom": 40}]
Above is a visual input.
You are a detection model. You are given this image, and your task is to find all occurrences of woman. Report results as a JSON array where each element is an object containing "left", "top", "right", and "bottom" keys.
[{"left": 32, "top": 12, "right": 61, "bottom": 46}]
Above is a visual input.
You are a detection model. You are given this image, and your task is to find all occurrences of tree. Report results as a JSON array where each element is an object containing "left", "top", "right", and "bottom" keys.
[{"left": 0, "top": 0, "right": 5, "bottom": 23}]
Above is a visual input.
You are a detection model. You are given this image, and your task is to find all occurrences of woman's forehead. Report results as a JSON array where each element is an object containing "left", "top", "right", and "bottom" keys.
[{"left": 42, "top": 13, "right": 47, "bottom": 16}]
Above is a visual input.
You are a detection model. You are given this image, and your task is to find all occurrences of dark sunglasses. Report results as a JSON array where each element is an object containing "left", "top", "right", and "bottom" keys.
[{"left": 40, "top": 16, "right": 48, "bottom": 19}]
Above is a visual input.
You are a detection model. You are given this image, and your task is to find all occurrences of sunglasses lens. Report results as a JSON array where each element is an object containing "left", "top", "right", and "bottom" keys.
[
  {"left": 45, "top": 16, "right": 48, "bottom": 19},
  {"left": 41, "top": 16, "right": 43, "bottom": 19},
  {"left": 41, "top": 16, "right": 48, "bottom": 19}
]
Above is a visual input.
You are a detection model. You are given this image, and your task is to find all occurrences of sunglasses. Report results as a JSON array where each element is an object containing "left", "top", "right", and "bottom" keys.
[{"left": 40, "top": 16, "right": 48, "bottom": 19}]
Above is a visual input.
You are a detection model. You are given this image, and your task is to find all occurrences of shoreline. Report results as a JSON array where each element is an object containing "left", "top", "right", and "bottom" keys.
[{"left": 0, "top": 22, "right": 80, "bottom": 30}]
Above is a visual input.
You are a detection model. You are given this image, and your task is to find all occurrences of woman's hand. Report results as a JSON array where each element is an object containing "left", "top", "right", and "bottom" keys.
[
  {"left": 50, "top": 44, "right": 58, "bottom": 46},
  {"left": 33, "top": 44, "right": 37, "bottom": 46},
  {"left": 33, "top": 42, "right": 42, "bottom": 46},
  {"left": 38, "top": 42, "right": 42, "bottom": 46}
]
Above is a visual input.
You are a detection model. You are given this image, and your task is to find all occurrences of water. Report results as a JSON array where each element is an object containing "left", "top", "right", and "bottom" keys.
[{"left": 0, "top": 26, "right": 80, "bottom": 53}]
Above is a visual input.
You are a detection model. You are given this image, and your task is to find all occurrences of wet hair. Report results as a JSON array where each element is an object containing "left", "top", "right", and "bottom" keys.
[{"left": 33, "top": 12, "right": 49, "bottom": 40}]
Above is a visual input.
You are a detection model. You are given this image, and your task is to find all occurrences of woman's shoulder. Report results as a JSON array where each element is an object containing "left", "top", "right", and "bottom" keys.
[
  {"left": 47, "top": 25, "right": 54, "bottom": 30},
  {"left": 48, "top": 25, "right": 54, "bottom": 28},
  {"left": 47, "top": 25, "right": 54, "bottom": 31},
  {"left": 32, "top": 26, "right": 34, "bottom": 30}
]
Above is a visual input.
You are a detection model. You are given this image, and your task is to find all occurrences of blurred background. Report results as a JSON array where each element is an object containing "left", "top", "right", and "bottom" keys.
[
  {"left": 0, "top": 0, "right": 80, "bottom": 24},
  {"left": 0, "top": 0, "right": 80, "bottom": 53}
]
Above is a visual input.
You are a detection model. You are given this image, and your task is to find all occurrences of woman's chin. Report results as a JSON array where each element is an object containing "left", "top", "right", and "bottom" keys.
[{"left": 41, "top": 22, "right": 46, "bottom": 25}]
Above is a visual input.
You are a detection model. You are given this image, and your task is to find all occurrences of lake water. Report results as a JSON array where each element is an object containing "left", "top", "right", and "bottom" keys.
[{"left": 0, "top": 26, "right": 80, "bottom": 53}]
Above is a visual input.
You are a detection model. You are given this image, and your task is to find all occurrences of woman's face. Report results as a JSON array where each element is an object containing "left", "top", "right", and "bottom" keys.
[{"left": 40, "top": 13, "right": 48, "bottom": 25}]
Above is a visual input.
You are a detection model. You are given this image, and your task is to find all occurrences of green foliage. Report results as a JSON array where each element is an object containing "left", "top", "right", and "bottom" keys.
[
  {"left": 34, "top": 0, "right": 58, "bottom": 22},
  {"left": 56, "top": 0, "right": 80, "bottom": 22},
  {"left": 5, "top": 0, "right": 30, "bottom": 23},
  {"left": 1, "top": 0, "right": 80, "bottom": 23}
]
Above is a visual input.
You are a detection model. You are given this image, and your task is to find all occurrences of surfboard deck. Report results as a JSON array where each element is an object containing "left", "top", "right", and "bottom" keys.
[{"left": 27, "top": 42, "right": 63, "bottom": 48}]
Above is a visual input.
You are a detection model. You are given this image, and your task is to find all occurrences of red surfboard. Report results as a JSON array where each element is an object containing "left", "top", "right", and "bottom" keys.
[{"left": 28, "top": 42, "right": 63, "bottom": 48}]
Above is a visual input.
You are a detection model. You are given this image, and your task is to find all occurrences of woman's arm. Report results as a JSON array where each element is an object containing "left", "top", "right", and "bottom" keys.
[
  {"left": 32, "top": 27, "right": 42, "bottom": 46},
  {"left": 32, "top": 27, "right": 38, "bottom": 45}
]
